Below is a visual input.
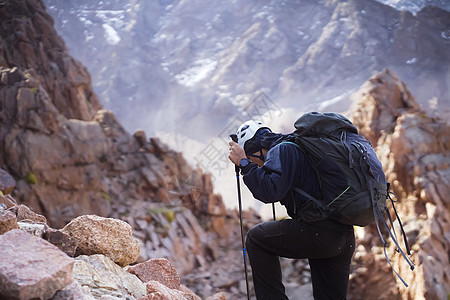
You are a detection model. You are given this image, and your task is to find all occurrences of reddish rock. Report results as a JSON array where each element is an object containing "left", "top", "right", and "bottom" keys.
[
  {"left": 0, "top": 208, "right": 19, "bottom": 234},
  {"left": 0, "top": 194, "right": 18, "bottom": 208},
  {"left": 0, "top": 229, "right": 74, "bottom": 299},
  {"left": 348, "top": 69, "right": 450, "bottom": 300},
  {"left": 0, "top": 194, "right": 17, "bottom": 208},
  {"left": 350, "top": 68, "right": 421, "bottom": 145},
  {"left": 179, "top": 285, "right": 202, "bottom": 300},
  {"left": 14, "top": 204, "right": 47, "bottom": 223},
  {"left": 141, "top": 281, "right": 198, "bottom": 300},
  {"left": 128, "top": 258, "right": 181, "bottom": 290},
  {"left": 61, "top": 214, "right": 140, "bottom": 266}
]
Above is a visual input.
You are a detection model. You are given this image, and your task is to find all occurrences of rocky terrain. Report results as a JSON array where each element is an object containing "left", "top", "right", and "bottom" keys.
[
  {"left": 0, "top": 1, "right": 448, "bottom": 299},
  {"left": 347, "top": 69, "right": 449, "bottom": 300},
  {"left": 0, "top": 196, "right": 227, "bottom": 299},
  {"left": 42, "top": 0, "right": 450, "bottom": 209},
  {"left": 0, "top": 1, "right": 257, "bottom": 298}
]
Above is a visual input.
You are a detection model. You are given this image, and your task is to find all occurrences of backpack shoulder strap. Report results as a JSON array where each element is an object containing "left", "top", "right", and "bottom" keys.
[{"left": 280, "top": 141, "right": 302, "bottom": 149}]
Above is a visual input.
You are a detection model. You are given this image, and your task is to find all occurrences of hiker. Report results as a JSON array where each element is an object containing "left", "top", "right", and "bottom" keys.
[{"left": 228, "top": 120, "right": 355, "bottom": 300}]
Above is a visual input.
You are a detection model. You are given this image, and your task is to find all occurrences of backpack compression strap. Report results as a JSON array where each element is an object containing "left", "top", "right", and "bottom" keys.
[{"left": 365, "top": 162, "right": 415, "bottom": 287}]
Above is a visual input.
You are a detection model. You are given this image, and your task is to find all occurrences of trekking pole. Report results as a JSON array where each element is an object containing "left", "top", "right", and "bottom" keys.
[
  {"left": 230, "top": 134, "right": 251, "bottom": 300},
  {"left": 272, "top": 203, "right": 276, "bottom": 221}
]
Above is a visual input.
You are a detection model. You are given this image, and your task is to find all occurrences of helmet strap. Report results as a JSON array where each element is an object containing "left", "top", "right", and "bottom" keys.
[{"left": 248, "top": 149, "right": 265, "bottom": 162}]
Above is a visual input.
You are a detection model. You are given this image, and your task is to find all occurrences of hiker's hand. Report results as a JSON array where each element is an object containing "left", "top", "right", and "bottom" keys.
[{"left": 228, "top": 141, "right": 246, "bottom": 166}]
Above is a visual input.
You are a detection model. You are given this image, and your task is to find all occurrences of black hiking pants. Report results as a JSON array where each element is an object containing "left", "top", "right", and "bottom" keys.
[{"left": 246, "top": 218, "right": 355, "bottom": 300}]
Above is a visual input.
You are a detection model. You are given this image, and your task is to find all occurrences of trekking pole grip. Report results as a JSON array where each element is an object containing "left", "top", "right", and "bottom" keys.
[{"left": 230, "top": 134, "right": 240, "bottom": 174}]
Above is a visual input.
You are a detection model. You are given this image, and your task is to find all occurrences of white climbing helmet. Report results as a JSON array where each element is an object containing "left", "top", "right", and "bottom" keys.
[{"left": 236, "top": 120, "right": 268, "bottom": 149}]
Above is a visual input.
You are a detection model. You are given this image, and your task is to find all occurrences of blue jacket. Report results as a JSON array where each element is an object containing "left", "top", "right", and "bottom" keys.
[{"left": 241, "top": 139, "right": 321, "bottom": 218}]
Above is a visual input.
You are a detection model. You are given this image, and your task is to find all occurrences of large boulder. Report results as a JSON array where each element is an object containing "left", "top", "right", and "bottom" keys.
[
  {"left": 61, "top": 214, "right": 140, "bottom": 266},
  {"left": 0, "top": 229, "right": 74, "bottom": 299}
]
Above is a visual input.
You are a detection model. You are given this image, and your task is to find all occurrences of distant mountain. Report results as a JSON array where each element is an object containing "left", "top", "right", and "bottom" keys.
[
  {"left": 377, "top": 0, "right": 450, "bottom": 14},
  {"left": 44, "top": 0, "right": 450, "bottom": 141}
]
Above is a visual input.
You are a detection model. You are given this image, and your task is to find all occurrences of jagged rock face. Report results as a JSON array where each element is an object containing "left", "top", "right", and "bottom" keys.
[
  {"left": 0, "top": 0, "right": 101, "bottom": 121},
  {"left": 0, "top": 1, "right": 226, "bottom": 231},
  {"left": 0, "top": 0, "right": 229, "bottom": 291},
  {"left": 44, "top": 0, "right": 450, "bottom": 137},
  {"left": 0, "top": 68, "right": 224, "bottom": 229},
  {"left": 1, "top": 66, "right": 113, "bottom": 227},
  {"left": 348, "top": 69, "right": 450, "bottom": 300}
]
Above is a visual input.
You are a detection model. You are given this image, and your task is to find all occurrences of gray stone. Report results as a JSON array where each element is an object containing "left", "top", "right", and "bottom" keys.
[
  {"left": 0, "top": 169, "right": 16, "bottom": 194},
  {"left": 73, "top": 254, "right": 146, "bottom": 299}
]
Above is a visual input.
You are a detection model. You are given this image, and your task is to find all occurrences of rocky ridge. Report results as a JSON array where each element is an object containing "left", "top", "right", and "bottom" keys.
[{"left": 347, "top": 69, "right": 449, "bottom": 300}]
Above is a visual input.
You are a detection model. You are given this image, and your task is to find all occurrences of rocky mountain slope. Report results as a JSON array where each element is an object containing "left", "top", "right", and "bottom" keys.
[
  {"left": 0, "top": 1, "right": 448, "bottom": 299},
  {"left": 43, "top": 0, "right": 450, "bottom": 211},
  {"left": 347, "top": 69, "right": 449, "bottom": 300},
  {"left": 43, "top": 0, "right": 450, "bottom": 140},
  {"left": 0, "top": 198, "right": 228, "bottom": 299},
  {"left": 0, "top": 0, "right": 223, "bottom": 229},
  {"left": 0, "top": 1, "right": 256, "bottom": 298}
]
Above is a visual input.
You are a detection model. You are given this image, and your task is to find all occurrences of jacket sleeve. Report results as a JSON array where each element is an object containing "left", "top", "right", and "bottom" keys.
[{"left": 242, "top": 143, "right": 301, "bottom": 204}]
